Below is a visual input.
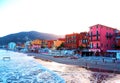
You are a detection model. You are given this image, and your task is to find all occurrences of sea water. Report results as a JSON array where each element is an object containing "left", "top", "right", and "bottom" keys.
[{"left": 0, "top": 50, "right": 65, "bottom": 83}]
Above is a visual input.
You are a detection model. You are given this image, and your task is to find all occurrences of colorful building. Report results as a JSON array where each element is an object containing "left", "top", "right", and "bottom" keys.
[
  {"left": 65, "top": 32, "right": 89, "bottom": 49},
  {"left": 31, "top": 39, "right": 42, "bottom": 49},
  {"left": 47, "top": 39, "right": 65, "bottom": 49},
  {"left": 58, "top": 38, "right": 65, "bottom": 42},
  {"left": 65, "top": 33, "right": 80, "bottom": 49},
  {"left": 115, "top": 30, "right": 120, "bottom": 49},
  {"left": 53, "top": 40, "right": 65, "bottom": 48},
  {"left": 8, "top": 42, "right": 16, "bottom": 50},
  {"left": 41, "top": 40, "right": 48, "bottom": 48},
  {"left": 47, "top": 40, "right": 54, "bottom": 48},
  {"left": 89, "top": 24, "right": 116, "bottom": 52},
  {"left": 78, "top": 32, "right": 89, "bottom": 49}
]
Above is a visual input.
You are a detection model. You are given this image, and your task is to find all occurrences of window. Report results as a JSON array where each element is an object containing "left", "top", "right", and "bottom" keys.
[
  {"left": 91, "top": 32, "right": 92, "bottom": 36},
  {"left": 96, "top": 36, "right": 98, "bottom": 40},
  {"left": 90, "top": 43, "right": 93, "bottom": 48},
  {"left": 82, "top": 39, "right": 87, "bottom": 44},
  {"left": 101, "top": 43, "right": 103, "bottom": 47},
  {"left": 90, "top": 32, "right": 92, "bottom": 40},
  {"left": 96, "top": 43, "right": 98, "bottom": 48},
  {"left": 106, "top": 32, "right": 108, "bottom": 39},
  {"left": 73, "top": 36, "right": 76, "bottom": 39},
  {"left": 106, "top": 44, "right": 108, "bottom": 47},
  {"left": 73, "top": 40, "right": 75, "bottom": 43},
  {"left": 96, "top": 31, "right": 99, "bottom": 35}
]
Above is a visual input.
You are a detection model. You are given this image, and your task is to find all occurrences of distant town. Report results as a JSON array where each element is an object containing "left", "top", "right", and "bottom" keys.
[
  {"left": 1, "top": 24, "right": 120, "bottom": 82},
  {"left": 1, "top": 24, "right": 120, "bottom": 58}
]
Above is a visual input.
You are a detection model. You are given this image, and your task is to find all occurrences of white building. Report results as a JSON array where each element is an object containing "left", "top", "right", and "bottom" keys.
[{"left": 8, "top": 42, "right": 16, "bottom": 50}]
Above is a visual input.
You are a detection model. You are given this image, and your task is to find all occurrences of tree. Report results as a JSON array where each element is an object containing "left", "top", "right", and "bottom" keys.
[
  {"left": 57, "top": 43, "right": 65, "bottom": 50},
  {"left": 79, "top": 45, "right": 84, "bottom": 50}
]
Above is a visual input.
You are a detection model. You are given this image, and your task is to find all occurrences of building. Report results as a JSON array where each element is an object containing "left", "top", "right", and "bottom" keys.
[
  {"left": 78, "top": 32, "right": 89, "bottom": 49},
  {"left": 47, "top": 39, "right": 65, "bottom": 49},
  {"left": 115, "top": 30, "right": 120, "bottom": 49},
  {"left": 47, "top": 40, "right": 54, "bottom": 48},
  {"left": 89, "top": 24, "right": 116, "bottom": 52},
  {"left": 31, "top": 39, "right": 42, "bottom": 49},
  {"left": 65, "top": 32, "right": 89, "bottom": 49},
  {"left": 65, "top": 33, "right": 80, "bottom": 49},
  {"left": 53, "top": 40, "right": 65, "bottom": 48},
  {"left": 8, "top": 42, "right": 16, "bottom": 50},
  {"left": 41, "top": 40, "right": 48, "bottom": 48},
  {"left": 58, "top": 38, "right": 65, "bottom": 42}
]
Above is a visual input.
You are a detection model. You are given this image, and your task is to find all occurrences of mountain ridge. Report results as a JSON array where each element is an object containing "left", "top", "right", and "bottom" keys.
[{"left": 0, "top": 31, "right": 64, "bottom": 45}]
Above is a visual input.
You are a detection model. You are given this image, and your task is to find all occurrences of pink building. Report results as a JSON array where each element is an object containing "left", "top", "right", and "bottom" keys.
[{"left": 89, "top": 24, "right": 116, "bottom": 52}]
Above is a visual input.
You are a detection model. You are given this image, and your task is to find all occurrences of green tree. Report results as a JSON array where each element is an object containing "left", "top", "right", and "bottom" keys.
[
  {"left": 79, "top": 45, "right": 84, "bottom": 50},
  {"left": 57, "top": 43, "right": 65, "bottom": 50}
]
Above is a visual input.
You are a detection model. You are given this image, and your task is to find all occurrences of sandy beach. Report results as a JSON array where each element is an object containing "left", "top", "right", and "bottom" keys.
[
  {"left": 33, "top": 54, "right": 120, "bottom": 83},
  {"left": 35, "top": 58, "right": 92, "bottom": 83}
]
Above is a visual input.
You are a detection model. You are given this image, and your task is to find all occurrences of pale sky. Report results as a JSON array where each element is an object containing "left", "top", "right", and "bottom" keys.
[{"left": 0, "top": 0, "right": 120, "bottom": 37}]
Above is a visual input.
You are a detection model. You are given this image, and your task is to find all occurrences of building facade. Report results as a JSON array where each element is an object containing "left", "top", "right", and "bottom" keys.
[
  {"left": 47, "top": 39, "right": 65, "bottom": 49},
  {"left": 78, "top": 32, "right": 89, "bottom": 49},
  {"left": 89, "top": 24, "right": 116, "bottom": 52},
  {"left": 31, "top": 39, "right": 42, "bottom": 49},
  {"left": 65, "top": 33, "right": 80, "bottom": 49},
  {"left": 65, "top": 32, "right": 89, "bottom": 49},
  {"left": 47, "top": 40, "right": 54, "bottom": 48},
  {"left": 115, "top": 30, "right": 120, "bottom": 49}
]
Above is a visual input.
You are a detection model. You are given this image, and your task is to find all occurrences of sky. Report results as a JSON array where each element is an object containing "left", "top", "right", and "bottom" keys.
[{"left": 0, "top": 0, "right": 120, "bottom": 37}]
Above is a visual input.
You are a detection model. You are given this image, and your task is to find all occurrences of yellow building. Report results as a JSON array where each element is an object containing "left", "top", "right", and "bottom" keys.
[
  {"left": 31, "top": 39, "right": 42, "bottom": 45},
  {"left": 53, "top": 40, "right": 64, "bottom": 48}
]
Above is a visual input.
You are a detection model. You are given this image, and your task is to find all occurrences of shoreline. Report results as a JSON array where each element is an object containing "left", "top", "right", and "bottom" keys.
[
  {"left": 34, "top": 56, "right": 120, "bottom": 83},
  {"left": 28, "top": 52, "right": 120, "bottom": 74},
  {"left": 1, "top": 50, "right": 120, "bottom": 83},
  {"left": 34, "top": 55, "right": 120, "bottom": 74},
  {"left": 34, "top": 57, "right": 92, "bottom": 83}
]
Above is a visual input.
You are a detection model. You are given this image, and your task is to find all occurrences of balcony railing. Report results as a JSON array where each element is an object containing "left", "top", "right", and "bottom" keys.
[
  {"left": 106, "top": 34, "right": 112, "bottom": 38},
  {"left": 91, "top": 38, "right": 100, "bottom": 41},
  {"left": 91, "top": 46, "right": 100, "bottom": 49},
  {"left": 116, "top": 36, "right": 120, "bottom": 39},
  {"left": 89, "top": 33, "right": 100, "bottom": 37}
]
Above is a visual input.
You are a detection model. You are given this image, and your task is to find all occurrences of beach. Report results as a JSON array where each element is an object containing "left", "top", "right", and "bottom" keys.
[
  {"left": 30, "top": 53, "right": 120, "bottom": 83},
  {"left": 35, "top": 58, "right": 92, "bottom": 83}
]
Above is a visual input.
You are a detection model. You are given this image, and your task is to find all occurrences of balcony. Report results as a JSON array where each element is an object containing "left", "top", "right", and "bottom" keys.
[
  {"left": 106, "top": 34, "right": 112, "bottom": 38},
  {"left": 91, "top": 38, "right": 100, "bottom": 41},
  {"left": 91, "top": 46, "right": 100, "bottom": 49},
  {"left": 116, "top": 36, "right": 120, "bottom": 39},
  {"left": 89, "top": 33, "right": 100, "bottom": 37}
]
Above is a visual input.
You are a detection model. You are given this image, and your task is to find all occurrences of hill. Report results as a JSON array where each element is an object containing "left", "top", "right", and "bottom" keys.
[{"left": 0, "top": 31, "right": 64, "bottom": 45}]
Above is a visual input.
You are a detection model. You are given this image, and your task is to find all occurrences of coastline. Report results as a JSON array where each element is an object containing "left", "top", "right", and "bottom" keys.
[
  {"left": 27, "top": 52, "right": 120, "bottom": 73},
  {"left": 34, "top": 58, "right": 92, "bottom": 83},
  {"left": 30, "top": 53, "right": 120, "bottom": 83}
]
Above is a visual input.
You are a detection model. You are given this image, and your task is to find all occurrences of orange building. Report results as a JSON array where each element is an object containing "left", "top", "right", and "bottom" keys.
[
  {"left": 78, "top": 32, "right": 89, "bottom": 48},
  {"left": 31, "top": 39, "right": 42, "bottom": 49},
  {"left": 65, "top": 33, "right": 80, "bottom": 49},
  {"left": 65, "top": 32, "right": 89, "bottom": 49},
  {"left": 47, "top": 39, "right": 65, "bottom": 49},
  {"left": 47, "top": 40, "right": 54, "bottom": 48},
  {"left": 41, "top": 40, "right": 48, "bottom": 48},
  {"left": 58, "top": 38, "right": 65, "bottom": 42},
  {"left": 54, "top": 40, "right": 64, "bottom": 48},
  {"left": 31, "top": 39, "right": 42, "bottom": 45}
]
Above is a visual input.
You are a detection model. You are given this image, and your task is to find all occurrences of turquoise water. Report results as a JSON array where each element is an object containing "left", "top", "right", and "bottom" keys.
[{"left": 0, "top": 50, "right": 65, "bottom": 83}]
